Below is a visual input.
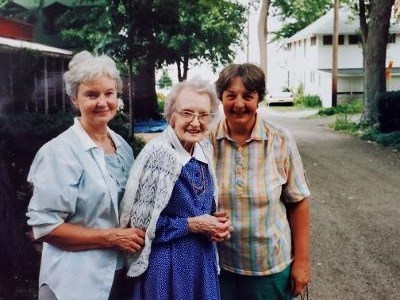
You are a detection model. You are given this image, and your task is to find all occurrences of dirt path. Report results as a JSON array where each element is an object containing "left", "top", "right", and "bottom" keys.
[{"left": 263, "top": 109, "right": 400, "bottom": 300}]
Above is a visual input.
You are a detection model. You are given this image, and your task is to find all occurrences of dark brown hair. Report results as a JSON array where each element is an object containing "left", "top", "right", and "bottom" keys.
[{"left": 215, "top": 63, "right": 266, "bottom": 102}]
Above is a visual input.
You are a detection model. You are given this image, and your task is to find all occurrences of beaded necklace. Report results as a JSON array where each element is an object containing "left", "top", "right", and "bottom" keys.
[{"left": 191, "top": 163, "right": 206, "bottom": 194}]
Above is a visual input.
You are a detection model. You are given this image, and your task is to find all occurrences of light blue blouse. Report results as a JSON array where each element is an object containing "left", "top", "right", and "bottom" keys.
[{"left": 26, "top": 118, "right": 133, "bottom": 300}]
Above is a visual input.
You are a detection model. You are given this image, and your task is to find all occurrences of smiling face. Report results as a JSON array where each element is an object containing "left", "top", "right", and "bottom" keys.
[
  {"left": 170, "top": 87, "right": 211, "bottom": 153},
  {"left": 221, "top": 76, "right": 259, "bottom": 130},
  {"left": 72, "top": 73, "right": 118, "bottom": 129}
]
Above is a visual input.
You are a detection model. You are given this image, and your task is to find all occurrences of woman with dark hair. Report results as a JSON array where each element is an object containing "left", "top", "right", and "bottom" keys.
[{"left": 211, "top": 63, "right": 311, "bottom": 299}]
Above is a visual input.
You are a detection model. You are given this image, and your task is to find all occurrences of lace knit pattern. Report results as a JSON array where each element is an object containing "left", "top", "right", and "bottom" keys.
[{"left": 119, "top": 134, "right": 181, "bottom": 276}]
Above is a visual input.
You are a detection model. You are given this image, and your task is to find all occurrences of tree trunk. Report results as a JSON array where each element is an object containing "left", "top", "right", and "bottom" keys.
[
  {"left": 360, "top": 0, "right": 395, "bottom": 125},
  {"left": 257, "top": 0, "right": 269, "bottom": 88},
  {"left": 177, "top": 61, "right": 183, "bottom": 82},
  {"left": 132, "top": 59, "right": 159, "bottom": 120},
  {"left": 176, "top": 55, "right": 189, "bottom": 82},
  {"left": 332, "top": 0, "right": 339, "bottom": 107},
  {"left": 182, "top": 55, "right": 189, "bottom": 82}
]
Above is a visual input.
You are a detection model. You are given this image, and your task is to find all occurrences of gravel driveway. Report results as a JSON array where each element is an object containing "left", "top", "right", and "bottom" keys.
[{"left": 263, "top": 108, "right": 400, "bottom": 300}]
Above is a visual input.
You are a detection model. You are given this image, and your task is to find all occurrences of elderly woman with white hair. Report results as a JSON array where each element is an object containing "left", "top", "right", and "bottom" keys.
[
  {"left": 119, "top": 79, "right": 233, "bottom": 300},
  {"left": 26, "top": 51, "right": 145, "bottom": 300}
]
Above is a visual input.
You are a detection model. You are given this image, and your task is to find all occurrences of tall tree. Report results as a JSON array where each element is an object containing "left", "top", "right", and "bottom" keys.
[
  {"left": 356, "top": 0, "right": 395, "bottom": 125},
  {"left": 271, "top": 0, "right": 333, "bottom": 40},
  {"left": 258, "top": 0, "right": 270, "bottom": 87},
  {"left": 162, "top": 0, "right": 246, "bottom": 81},
  {"left": 59, "top": 0, "right": 245, "bottom": 119}
]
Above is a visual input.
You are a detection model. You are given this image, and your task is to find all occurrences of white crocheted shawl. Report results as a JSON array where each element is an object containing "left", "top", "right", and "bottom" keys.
[{"left": 119, "top": 126, "right": 217, "bottom": 277}]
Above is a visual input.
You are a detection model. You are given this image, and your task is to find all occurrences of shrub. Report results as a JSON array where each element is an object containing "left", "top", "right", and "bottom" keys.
[
  {"left": 302, "top": 95, "right": 322, "bottom": 107},
  {"left": 318, "top": 107, "right": 336, "bottom": 116},
  {"left": 318, "top": 99, "right": 363, "bottom": 116},
  {"left": 377, "top": 91, "right": 400, "bottom": 132},
  {"left": 331, "top": 115, "right": 360, "bottom": 132},
  {"left": 361, "top": 129, "right": 400, "bottom": 149},
  {"left": 293, "top": 83, "right": 304, "bottom": 104},
  {"left": 295, "top": 94, "right": 322, "bottom": 107},
  {"left": 157, "top": 92, "right": 166, "bottom": 115}
]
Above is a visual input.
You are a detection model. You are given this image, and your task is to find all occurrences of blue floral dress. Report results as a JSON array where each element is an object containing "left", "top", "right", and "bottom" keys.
[{"left": 131, "top": 157, "right": 220, "bottom": 300}]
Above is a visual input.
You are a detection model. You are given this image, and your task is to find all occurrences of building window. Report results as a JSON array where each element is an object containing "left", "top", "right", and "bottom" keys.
[
  {"left": 349, "top": 34, "right": 361, "bottom": 45},
  {"left": 311, "top": 36, "right": 317, "bottom": 46},
  {"left": 323, "top": 35, "right": 344, "bottom": 45},
  {"left": 388, "top": 34, "right": 396, "bottom": 43},
  {"left": 323, "top": 35, "right": 332, "bottom": 45}
]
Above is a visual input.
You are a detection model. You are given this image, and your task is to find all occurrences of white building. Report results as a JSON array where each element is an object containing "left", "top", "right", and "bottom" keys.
[{"left": 284, "top": 8, "right": 400, "bottom": 107}]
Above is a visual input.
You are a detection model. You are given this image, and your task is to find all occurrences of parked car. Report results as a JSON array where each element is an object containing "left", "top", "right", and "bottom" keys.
[{"left": 266, "top": 88, "right": 294, "bottom": 105}]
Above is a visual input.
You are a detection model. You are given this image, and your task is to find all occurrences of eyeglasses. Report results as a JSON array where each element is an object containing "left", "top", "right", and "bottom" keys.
[{"left": 175, "top": 110, "right": 215, "bottom": 124}]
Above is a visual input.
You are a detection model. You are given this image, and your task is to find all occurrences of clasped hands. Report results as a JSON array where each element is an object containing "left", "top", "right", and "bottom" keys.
[
  {"left": 188, "top": 211, "right": 233, "bottom": 242},
  {"left": 112, "top": 211, "right": 233, "bottom": 253}
]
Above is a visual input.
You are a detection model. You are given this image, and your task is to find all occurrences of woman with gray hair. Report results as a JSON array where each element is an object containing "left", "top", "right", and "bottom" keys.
[
  {"left": 26, "top": 51, "right": 145, "bottom": 300},
  {"left": 119, "top": 79, "right": 232, "bottom": 299}
]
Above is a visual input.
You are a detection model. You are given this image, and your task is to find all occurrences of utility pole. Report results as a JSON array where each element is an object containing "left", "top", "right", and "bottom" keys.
[
  {"left": 258, "top": 0, "right": 269, "bottom": 88},
  {"left": 246, "top": 2, "right": 250, "bottom": 62},
  {"left": 332, "top": 0, "right": 339, "bottom": 107}
]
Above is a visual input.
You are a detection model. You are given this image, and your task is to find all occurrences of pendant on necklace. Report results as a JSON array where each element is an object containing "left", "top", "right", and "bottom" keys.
[{"left": 191, "top": 164, "right": 206, "bottom": 194}]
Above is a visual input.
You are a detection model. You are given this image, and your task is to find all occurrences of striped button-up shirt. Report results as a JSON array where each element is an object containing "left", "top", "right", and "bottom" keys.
[{"left": 210, "top": 113, "right": 310, "bottom": 276}]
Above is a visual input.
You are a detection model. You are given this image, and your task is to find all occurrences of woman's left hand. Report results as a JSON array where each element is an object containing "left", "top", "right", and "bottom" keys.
[
  {"left": 187, "top": 214, "right": 232, "bottom": 240},
  {"left": 210, "top": 211, "right": 233, "bottom": 242},
  {"left": 290, "top": 259, "right": 310, "bottom": 297}
]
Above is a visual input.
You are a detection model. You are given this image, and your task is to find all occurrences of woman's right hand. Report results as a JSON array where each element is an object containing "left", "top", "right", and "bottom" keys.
[
  {"left": 106, "top": 228, "right": 146, "bottom": 253},
  {"left": 187, "top": 214, "right": 232, "bottom": 241}
]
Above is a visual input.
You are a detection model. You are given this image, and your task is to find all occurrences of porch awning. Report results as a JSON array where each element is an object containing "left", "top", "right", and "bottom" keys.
[{"left": 0, "top": 36, "right": 72, "bottom": 58}]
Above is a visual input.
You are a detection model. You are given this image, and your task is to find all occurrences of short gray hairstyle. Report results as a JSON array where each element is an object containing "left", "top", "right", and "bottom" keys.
[
  {"left": 164, "top": 78, "right": 219, "bottom": 123},
  {"left": 63, "top": 51, "right": 123, "bottom": 98}
]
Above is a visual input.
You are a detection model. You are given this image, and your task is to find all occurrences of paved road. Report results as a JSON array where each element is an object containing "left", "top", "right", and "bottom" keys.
[{"left": 263, "top": 108, "right": 400, "bottom": 300}]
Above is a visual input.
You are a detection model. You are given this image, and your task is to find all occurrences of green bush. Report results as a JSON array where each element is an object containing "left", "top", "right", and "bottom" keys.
[
  {"left": 293, "top": 83, "right": 304, "bottom": 103},
  {"left": 318, "top": 99, "right": 363, "bottom": 116},
  {"left": 157, "top": 92, "right": 166, "bottom": 115},
  {"left": 331, "top": 115, "right": 360, "bottom": 132},
  {"left": 377, "top": 91, "right": 400, "bottom": 132},
  {"left": 302, "top": 95, "right": 322, "bottom": 107},
  {"left": 329, "top": 114, "right": 400, "bottom": 151},
  {"left": 108, "top": 113, "right": 146, "bottom": 156},
  {"left": 318, "top": 107, "right": 336, "bottom": 116},
  {"left": 361, "top": 129, "right": 400, "bottom": 149},
  {"left": 295, "top": 94, "right": 322, "bottom": 107}
]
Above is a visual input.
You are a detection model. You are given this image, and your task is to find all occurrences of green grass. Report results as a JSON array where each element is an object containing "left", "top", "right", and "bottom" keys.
[
  {"left": 330, "top": 115, "right": 400, "bottom": 151},
  {"left": 330, "top": 115, "right": 361, "bottom": 134},
  {"left": 361, "top": 129, "right": 400, "bottom": 150},
  {"left": 318, "top": 99, "right": 363, "bottom": 116}
]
